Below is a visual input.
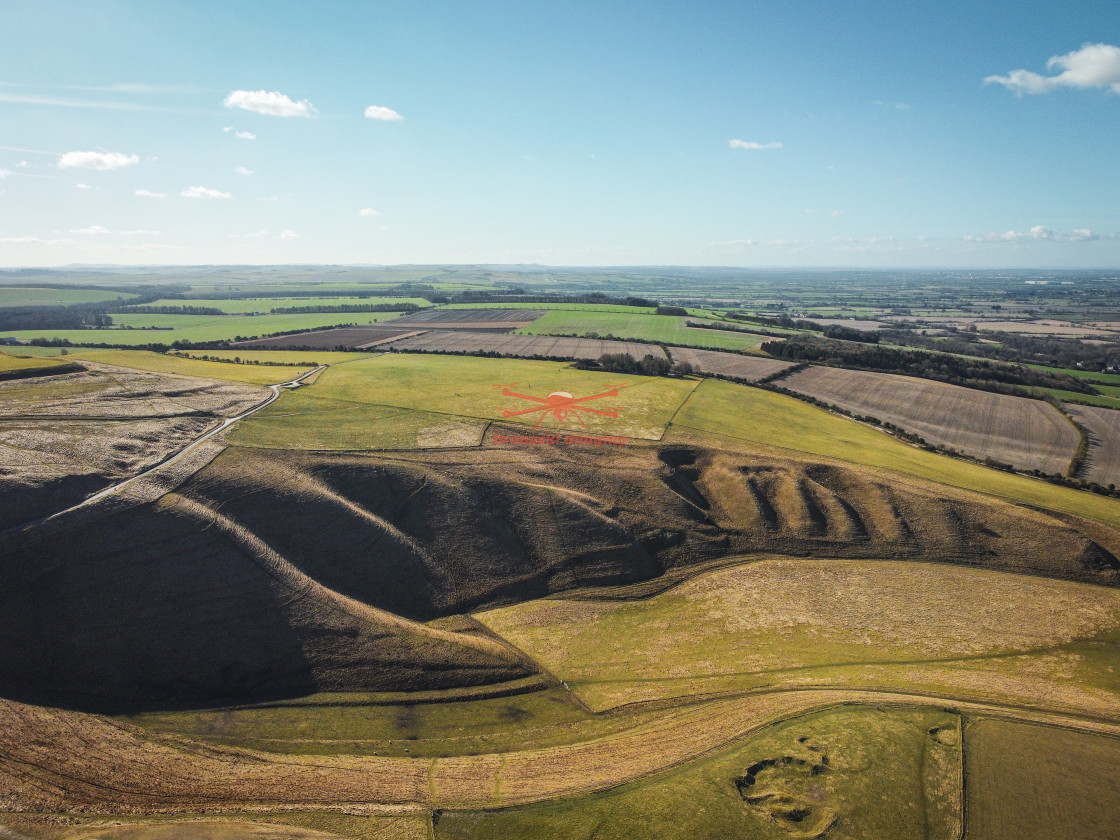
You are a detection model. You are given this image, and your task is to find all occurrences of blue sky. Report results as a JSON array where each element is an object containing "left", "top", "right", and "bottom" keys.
[{"left": 0, "top": 0, "right": 1117, "bottom": 268}]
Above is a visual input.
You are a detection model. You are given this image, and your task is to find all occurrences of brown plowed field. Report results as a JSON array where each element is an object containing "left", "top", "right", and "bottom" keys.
[
  {"left": 781, "top": 366, "right": 1079, "bottom": 474},
  {"left": 1065, "top": 403, "right": 1120, "bottom": 488},
  {"left": 383, "top": 330, "right": 665, "bottom": 360},
  {"left": 666, "top": 346, "right": 794, "bottom": 379},
  {"left": 393, "top": 308, "right": 546, "bottom": 328},
  {"left": 235, "top": 325, "right": 421, "bottom": 350}
]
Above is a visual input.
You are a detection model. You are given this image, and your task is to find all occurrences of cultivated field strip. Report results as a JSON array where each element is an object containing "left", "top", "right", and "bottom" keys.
[
  {"left": 382, "top": 331, "right": 667, "bottom": 361},
  {"left": 780, "top": 366, "right": 1079, "bottom": 474},
  {"left": 394, "top": 308, "right": 546, "bottom": 327},
  {"left": 236, "top": 325, "right": 420, "bottom": 350},
  {"left": 666, "top": 346, "right": 794, "bottom": 380},
  {"left": 2, "top": 691, "right": 1117, "bottom": 814},
  {"left": 1065, "top": 403, "right": 1120, "bottom": 488}
]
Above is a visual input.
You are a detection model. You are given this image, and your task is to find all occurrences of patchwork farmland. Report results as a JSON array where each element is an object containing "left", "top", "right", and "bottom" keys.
[
  {"left": 666, "top": 345, "right": 795, "bottom": 380},
  {"left": 1066, "top": 403, "right": 1120, "bottom": 488},
  {"left": 779, "top": 365, "right": 1080, "bottom": 474},
  {"left": 382, "top": 330, "right": 667, "bottom": 360}
]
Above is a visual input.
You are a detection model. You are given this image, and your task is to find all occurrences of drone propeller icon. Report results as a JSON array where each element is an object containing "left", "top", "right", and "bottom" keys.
[{"left": 494, "top": 383, "right": 629, "bottom": 428}]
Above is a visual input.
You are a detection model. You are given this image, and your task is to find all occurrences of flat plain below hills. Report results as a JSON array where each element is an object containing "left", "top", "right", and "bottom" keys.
[
  {"left": 381, "top": 332, "right": 668, "bottom": 361},
  {"left": 777, "top": 365, "right": 1079, "bottom": 474}
]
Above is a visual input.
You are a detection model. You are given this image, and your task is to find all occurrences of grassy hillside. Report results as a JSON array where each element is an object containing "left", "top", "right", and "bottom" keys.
[
  {"left": 0, "top": 350, "right": 70, "bottom": 372},
  {"left": 669, "top": 378, "right": 1120, "bottom": 529},
  {"left": 479, "top": 557, "right": 1120, "bottom": 711},
  {"left": 0, "top": 287, "right": 137, "bottom": 306},
  {"left": 139, "top": 296, "right": 430, "bottom": 313}
]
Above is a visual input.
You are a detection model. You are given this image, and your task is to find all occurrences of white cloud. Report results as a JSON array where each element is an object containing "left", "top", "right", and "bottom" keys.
[
  {"left": 75, "top": 182, "right": 97, "bottom": 190},
  {"left": 229, "top": 230, "right": 269, "bottom": 239},
  {"left": 71, "top": 225, "right": 111, "bottom": 235},
  {"left": 729, "top": 139, "right": 782, "bottom": 150},
  {"left": 828, "top": 209, "right": 844, "bottom": 217},
  {"left": 235, "top": 166, "right": 253, "bottom": 176},
  {"left": 0, "top": 235, "right": 78, "bottom": 245},
  {"left": 280, "top": 229, "right": 301, "bottom": 239},
  {"left": 0, "top": 169, "right": 10, "bottom": 179},
  {"left": 872, "top": 100, "right": 911, "bottom": 110},
  {"left": 16, "top": 161, "right": 28, "bottom": 168},
  {"left": 121, "top": 229, "right": 162, "bottom": 236},
  {"left": 986, "top": 43, "right": 1120, "bottom": 95},
  {"left": 58, "top": 150, "right": 139, "bottom": 170},
  {"left": 965, "top": 225, "right": 1101, "bottom": 243},
  {"left": 223, "top": 89, "right": 315, "bottom": 117},
  {"left": 236, "top": 130, "right": 255, "bottom": 140},
  {"left": 359, "top": 208, "right": 380, "bottom": 217},
  {"left": 135, "top": 188, "right": 167, "bottom": 198},
  {"left": 364, "top": 104, "right": 403, "bottom": 121},
  {"left": 181, "top": 185, "right": 233, "bottom": 199}
]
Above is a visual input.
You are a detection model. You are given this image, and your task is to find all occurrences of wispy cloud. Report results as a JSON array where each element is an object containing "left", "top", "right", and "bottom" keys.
[
  {"left": 872, "top": 100, "right": 911, "bottom": 110},
  {"left": 729, "top": 139, "right": 782, "bottom": 150},
  {"left": 75, "top": 183, "right": 98, "bottom": 190},
  {"left": 135, "top": 188, "right": 167, "bottom": 198},
  {"left": 229, "top": 230, "right": 269, "bottom": 239},
  {"left": 986, "top": 43, "right": 1120, "bottom": 95},
  {"left": 71, "top": 225, "right": 112, "bottom": 235},
  {"left": 0, "top": 235, "right": 78, "bottom": 245},
  {"left": 364, "top": 104, "right": 403, "bottom": 121},
  {"left": 223, "top": 89, "right": 315, "bottom": 117},
  {"left": 235, "top": 166, "right": 253, "bottom": 176},
  {"left": 121, "top": 229, "right": 162, "bottom": 236},
  {"left": 223, "top": 127, "right": 257, "bottom": 140},
  {"left": 965, "top": 225, "right": 1102, "bottom": 242},
  {"left": 279, "top": 229, "right": 301, "bottom": 239},
  {"left": 359, "top": 208, "right": 380, "bottom": 217},
  {"left": 58, "top": 150, "right": 139, "bottom": 170},
  {"left": 0, "top": 169, "right": 10, "bottom": 179},
  {"left": 0, "top": 92, "right": 147, "bottom": 111},
  {"left": 181, "top": 185, "right": 232, "bottom": 199}
]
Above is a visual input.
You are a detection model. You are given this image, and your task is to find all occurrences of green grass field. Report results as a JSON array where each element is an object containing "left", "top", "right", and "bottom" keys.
[
  {"left": 63, "top": 348, "right": 313, "bottom": 385},
  {"left": 520, "top": 311, "right": 769, "bottom": 351},
  {"left": 478, "top": 557, "right": 1120, "bottom": 711},
  {"left": 0, "top": 350, "right": 70, "bottom": 372},
  {"left": 0, "top": 311, "right": 403, "bottom": 346},
  {"left": 174, "top": 349, "right": 369, "bottom": 365},
  {"left": 0, "top": 286, "right": 138, "bottom": 306},
  {"left": 230, "top": 353, "right": 700, "bottom": 449},
  {"left": 964, "top": 718, "right": 1120, "bottom": 840},
  {"left": 437, "top": 705, "right": 962, "bottom": 840},
  {"left": 138, "top": 296, "right": 430, "bottom": 313},
  {"left": 668, "top": 378, "right": 1120, "bottom": 529}
]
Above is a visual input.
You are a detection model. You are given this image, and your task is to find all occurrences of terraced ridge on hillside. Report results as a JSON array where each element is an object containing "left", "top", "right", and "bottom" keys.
[
  {"left": 3, "top": 441, "right": 1115, "bottom": 713},
  {"left": 779, "top": 365, "right": 1080, "bottom": 474}
]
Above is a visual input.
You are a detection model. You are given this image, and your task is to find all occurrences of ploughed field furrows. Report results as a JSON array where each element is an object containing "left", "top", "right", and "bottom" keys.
[
  {"left": 392, "top": 308, "right": 547, "bottom": 328},
  {"left": 2, "top": 442, "right": 1115, "bottom": 713},
  {"left": 381, "top": 330, "right": 666, "bottom": 360},
  {"left": 666, "top": 346, "right": 795, "bottom": 379},
  {"left": 1065, "top": 403, "right": 1120, "bottom": 488},
  {"left": 0, "top": 362, "right": 269, "bottom": 530},
  {"left": 779, "top": 365, "right": 1079, "bottom": 474},
  {"left": 234, "top": 324, "right": 423, "bottom": 350}
]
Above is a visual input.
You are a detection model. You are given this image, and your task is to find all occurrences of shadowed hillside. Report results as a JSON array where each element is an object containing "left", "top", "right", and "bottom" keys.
[{"left": 1, "top": 439, "right": 1116, "bottom": 713}]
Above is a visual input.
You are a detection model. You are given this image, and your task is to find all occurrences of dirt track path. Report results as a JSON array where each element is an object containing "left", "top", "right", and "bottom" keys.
[{"left": 2, "top": 688, "right": 1118, "bottom": 815}]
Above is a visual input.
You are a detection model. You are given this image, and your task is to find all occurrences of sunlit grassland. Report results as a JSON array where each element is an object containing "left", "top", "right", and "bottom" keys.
[
  {"left": 477, "top": 557, "right": 1120, "bottom": 711},
  {"left": 63, "top": 348, "right": 313, "bottom": 385},
  {"left": 0, "top": 311, "right": 403, "bottom": 345},
  {"left": 445, "top": 302, "right": 656, "bottom": 313},
  {"left": 173, "top": 349, "right": 369, "bottom": 365},
  {"left": 0, "top": 350, "right": 70, "bottom": 372},
  {"left": 519, "top": 311, "right": 769, "bottom": 351},
  {"left": 668, "top": 378, "right": 1120, "bottom": 528},
  {"left": 230, "top": 353, "right": 700, "bottom": 449},
  {"left": 437, "top": 706, "right": 962, "bottom": 840}
]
